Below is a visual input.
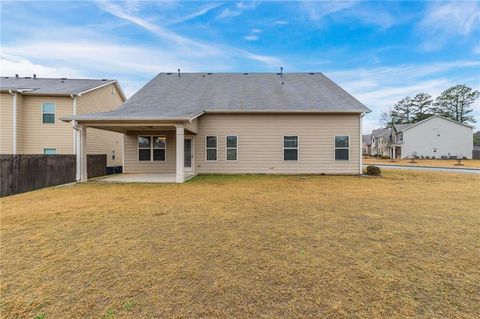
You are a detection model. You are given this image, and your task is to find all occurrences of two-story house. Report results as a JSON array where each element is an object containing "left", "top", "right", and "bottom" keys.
[
  {"left": 370, "top": 128, "right": 391, "bottom": 157},
  {"left": 388, "top": 115, "right": 473, "bottom": 159},
  {"left": 0, "top": 75, "right": 126, "bottom": 177}
]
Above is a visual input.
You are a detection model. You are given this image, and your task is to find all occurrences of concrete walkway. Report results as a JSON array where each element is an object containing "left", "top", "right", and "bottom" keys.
[{"left": 363, "top": 164, "right": 480, "bottom": 174}]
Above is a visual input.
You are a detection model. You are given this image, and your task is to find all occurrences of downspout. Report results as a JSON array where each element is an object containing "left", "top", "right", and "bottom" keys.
[
  {"left": 71, "top": 94, "right": 81, "bottom": 181},
  {"left": 359, "top": 113, "right": 364, "bottom": 175},
  {"left": 8, "top": 90, "right": 17, "bottom": 154}
]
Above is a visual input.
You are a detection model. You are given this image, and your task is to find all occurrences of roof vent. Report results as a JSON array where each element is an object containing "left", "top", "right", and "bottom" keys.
[
  {"left": 244, "top": 73, "right": 249, "bottom": 75},
  {"left": 280, "top": 66, "right": 283, "bottom": 77},
  {"left": 15, "top": 74, "right": 19, "bottom": 78},
  {"left": 101, "top": 79, "right": 108, "bottom": 81},
  {"left": 24, "top": 76, "right": 31, "bottom": 79},
  {"left": 166, "top": 72, "right": 172, "bottom": 75},
  {"left": 202, "top": 74, "right": 205, "bottom": 78},
  {"left": 33, "top": 74, "right": 37, "bottom": 79},
  {"left": 178, "top": 69, "right": 181, "bottom": 78},
  {"left": 309, "top": 72, "right": 315, "bottom": 75},
  {"left": 207, "top": 72, "right": 212, "bottom": 75},
  {"left": 61, "top": 77, "right": 67, "bottom": 80}
]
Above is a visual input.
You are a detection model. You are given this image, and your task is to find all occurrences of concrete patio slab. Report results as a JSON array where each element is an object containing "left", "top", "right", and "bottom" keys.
[{"left": 91, "top": 174, "right": 196, "bottom": 183}]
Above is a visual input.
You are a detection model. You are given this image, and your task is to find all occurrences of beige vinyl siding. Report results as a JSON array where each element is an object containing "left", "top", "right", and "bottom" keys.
[
  {"left": 21, "top": 95, "right": 74, "bottom": 154},
  {"left": 123, "top": 130, "right": 176, "bottom": 174},
  {"left": 15, "top": 94, "right": 24, "bottom": 153},
  {"left": 184, "top": 118, "right": 198, "bottom": 133},
  {"left": 77, "top": 83, "right": 124, "bottom": 166},
  {"left": 195, "top": 114, "right": 360, "bottom": 174},
  {"left": 0, "top": 93, "right": 14, "bottom": 153}
]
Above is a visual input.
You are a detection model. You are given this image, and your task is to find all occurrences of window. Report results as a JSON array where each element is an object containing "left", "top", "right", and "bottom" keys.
[
  {"left": 43, "top": 148, "right": 56, "bottom": 155},
  {"left": 153, "top": 136, "right": 166, "bottom": 161},
  {"left": 226, "top": 136, "right": 238, "bottom": 161},
  {"left": 206, "top": 136, "right": 217, "bottom": 161},
  {"left": 42, "top": 102, "right": 55, "bottom": 123},
  {"left": 283, "top": 136, "right": 298, "bottom": 161},
  {"left": 111, "top": 150, "right": 116, "bottom": 160},
  {"left": 138, "top": 136, "right": 166, "bottom": 161},
  {"left": 335, "top": 136, "right": 349, "bottom": 160}
]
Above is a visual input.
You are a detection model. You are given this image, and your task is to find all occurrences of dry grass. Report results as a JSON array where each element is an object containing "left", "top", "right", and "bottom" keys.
[
  {"left": 364, "top": 158, "right": 480, "bottom": 168},
  {"left": 1, "top": 171, "right": 479, "bottom": 318}
]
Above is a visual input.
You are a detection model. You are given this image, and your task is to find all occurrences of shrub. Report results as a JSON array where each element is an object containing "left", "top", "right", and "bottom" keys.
[{"left": 365, "top": 165, "right": 381, "bottom": 176}]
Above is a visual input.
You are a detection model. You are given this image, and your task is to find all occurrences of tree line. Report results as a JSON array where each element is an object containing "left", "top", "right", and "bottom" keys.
[{"left": 380, "top": 84, "right": 479, "bottom": 126}]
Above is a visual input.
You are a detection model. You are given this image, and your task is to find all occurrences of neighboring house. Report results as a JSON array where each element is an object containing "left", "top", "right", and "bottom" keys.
[
  {"left": 64, "top": 72, "right": 371, "bottom": 183},
  {"left": 362, "top": 134, "right": 371, "bottom": 155},
  {"left": 388, "top": 115, "right": 473, "bottom": 159},
  {"left": 370, "top": 128, "right": 391, "bottom": 157},
  {"left": 0, "top": 76, "right": 126, "bottom": 175}
]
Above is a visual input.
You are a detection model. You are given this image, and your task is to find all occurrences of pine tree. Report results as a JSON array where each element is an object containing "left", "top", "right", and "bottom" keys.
[
  {"left": 434, "top": 85, "right": 479, "bottom": 124},
  {"left": 411, "top": 93, "right": 433, "bottom": 122},
  {"left": 391, "top": 96, "right": 415, "bottom": 124}
]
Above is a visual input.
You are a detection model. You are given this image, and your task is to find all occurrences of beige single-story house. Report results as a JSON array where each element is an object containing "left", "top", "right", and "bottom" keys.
[
  {"left": 63, "top": 72, "right": 371, "bottom": 183},
  {"left": 0, "top": 75, "right": 126, "bottom": 178}
]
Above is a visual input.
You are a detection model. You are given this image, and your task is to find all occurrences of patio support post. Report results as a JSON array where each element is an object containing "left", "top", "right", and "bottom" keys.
[
  {"left": 175, "top": 125, "right": 185, "bottom": 183},
  {"left": 79, "top": 124, "right": 88, "bottom": 182}
]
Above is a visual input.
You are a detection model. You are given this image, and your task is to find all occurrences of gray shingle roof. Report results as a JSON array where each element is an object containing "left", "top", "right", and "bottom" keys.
[
  {"left": 0, "top": 77, "right": 117, "bottom": 95},
  {"left": 362, "top": 134, "right": 372, "bottom": 145},
  {"left": 66, "top": 72, "right": 370, "bottom": 121},
  {"left": 372, "top": 128, "right": 391, "bottom": 138},
  {"left": 394, "top": 123, "right": 414, "bottom": 132}
]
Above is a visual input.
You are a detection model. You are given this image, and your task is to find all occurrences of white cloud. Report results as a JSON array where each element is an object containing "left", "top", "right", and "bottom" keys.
[
  {"left": 418, "top": 1, "right": 480, "bottom": 50},
  {"left": 97, "top": 0, "right": 280, "bottom": 65},
  {"left": 0, "top": 54, "right": 84, "bottom": 78},
  {"left": 301, "top": 0, "right": 397, "bottom": 29},
  {"left": 244, "top": 35, "right": 259, "bottom": 41},
  {"left": 302, "top": 1, "right": 358, "bottom": 21},
  {"left": 273, "top": 20, "right": 288, "bottom": 25},
  {"left": 326, "top": 60, "right": 480, "bottom": 132},
  {"left": 168, "top": 3, "right": 222, "bottom": 25},
  {"left": 216, "top": 1, "right": 258, "bottom": 20}
]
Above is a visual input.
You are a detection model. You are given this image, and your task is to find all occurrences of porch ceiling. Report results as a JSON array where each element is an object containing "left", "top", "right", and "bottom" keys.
[{"left": 84, "top": 122, "right": 196, "bottom": 134}]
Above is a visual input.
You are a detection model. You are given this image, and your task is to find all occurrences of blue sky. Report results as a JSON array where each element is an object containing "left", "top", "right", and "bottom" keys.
[{"left": 1, "top": 0, "right": 479, "bottom": 132}]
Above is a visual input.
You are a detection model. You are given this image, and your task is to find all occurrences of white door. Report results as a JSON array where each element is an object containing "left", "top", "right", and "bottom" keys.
[{"left": 184, "top": 136, "right": 194, "bottom": 172}]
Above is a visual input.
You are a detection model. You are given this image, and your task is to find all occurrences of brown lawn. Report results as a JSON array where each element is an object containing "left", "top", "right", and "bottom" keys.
[
  {"left": 364, "top": 158, "right": 480, "bottom": 168},
  {"left": 1, "top": 171, "right": 479, "bottom": 318}
]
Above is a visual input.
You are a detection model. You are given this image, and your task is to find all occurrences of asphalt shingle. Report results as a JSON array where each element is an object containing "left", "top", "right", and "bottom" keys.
[
  {"left": 0, "top": 77, "right": 116, "bottom": 95},
  {"left": 65, "top": 72, "right": 370, "bottom": 121}
]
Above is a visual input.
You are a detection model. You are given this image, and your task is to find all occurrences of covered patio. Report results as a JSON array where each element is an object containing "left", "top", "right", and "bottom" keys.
[{"left": 72, "top": 119, "right": 200, "bottom": 183}]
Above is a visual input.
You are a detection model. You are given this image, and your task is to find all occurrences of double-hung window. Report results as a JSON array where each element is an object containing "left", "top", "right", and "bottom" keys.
[
  {"left": 283, "top": 136, "right": 298, "bottom": 161},
  {"left": 335, "top": 136, "right": 349, "bottom": 160},
  {"left": 226, "top": 136, "right": 238, "bottom": 161},
  {"left": 205, "top": 136, "right": 217, "bottom": 161},
  {"left": 153, "top": 136, "right": 166, "bottom": 161},
  {"left": 138, "top": 136, "right": 166, "bottom": 161},
  {"left": 42, "top": 102, "right": 55, "bottom": 123}
]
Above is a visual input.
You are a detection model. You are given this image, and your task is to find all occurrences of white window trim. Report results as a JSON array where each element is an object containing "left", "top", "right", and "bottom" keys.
[
  {"left": 283, "top": 135, "right": 299, "bottom": 162},
  {"left": 205, "top": 135, "right": 218, "bottom": 162},
  {"left": 137, "top": 135, "right": 167, "bottom": 162},
  {"left": 43, "top": 148, "right": 57, "bottom": 155},
  {"left": 334, "top": 135, "right": 350, "bottom": 161},
  {"left": 41, "top": 102, "right": 56, "bottom": 124},
  {"left": 225, "top": 135, "right": 238, "bottom": 162}
]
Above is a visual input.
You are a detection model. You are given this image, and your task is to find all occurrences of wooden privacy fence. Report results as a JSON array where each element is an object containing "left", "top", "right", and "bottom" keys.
[{"left": 0, "top": 154, "right": 107, "bottom": 197}]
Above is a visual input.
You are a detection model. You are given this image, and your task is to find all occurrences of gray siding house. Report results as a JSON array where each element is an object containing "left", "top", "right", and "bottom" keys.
[{"left": 64, "top": 72, "right": 370, "bottom": 183}]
